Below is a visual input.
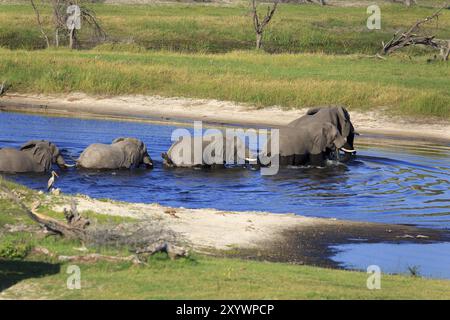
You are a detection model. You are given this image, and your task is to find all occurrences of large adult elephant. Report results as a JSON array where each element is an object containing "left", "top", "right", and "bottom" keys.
[
  {"left": 261, "top": 122, "right": 349, "bottom": 167},
  {"left": 0, "top": 140, "right": 69, "bottom": 173},
  {"left": 288, "top": 106, "right": 356, "bottom": 153},
  {"left": 162, "top": 134, "right": 255, "bottom": 168},
  {"left": 76, "top": 137, "right": 153, "bottom": 170}
]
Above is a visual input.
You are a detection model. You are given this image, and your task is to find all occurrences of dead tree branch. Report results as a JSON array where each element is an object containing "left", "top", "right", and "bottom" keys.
[
  {"left": 135, "top": 240, "right": 189, "bottom": 260},
  {"left": 30, "top": 0, "right": 50, "bottom": 48},
  {"left": 380, "top": 4, "right": 450, "bottom": 60},
  {"left": 0, "top": 81, "right": 10, "bottom": 97},
  {"left": 251, "top": 0, "right": 279, "bottom": 50},
  {"left": 0, "top": 184, "right": 90, "bottom": 240}
]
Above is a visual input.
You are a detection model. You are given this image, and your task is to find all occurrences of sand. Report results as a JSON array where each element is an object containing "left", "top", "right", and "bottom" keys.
[{"left": 48, "top": 194, "right": 449, "bottom": 266}]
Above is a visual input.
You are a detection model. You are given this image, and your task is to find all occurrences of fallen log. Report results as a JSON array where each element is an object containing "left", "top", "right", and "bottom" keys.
[
  {"left": 0, "top": 183, "right": 89, "bottom": 240},
  {"left": 58, "top": 253, "right": 142, "bottom": 265},
  {"left": 380, "top": 4, "right": 450, "bottom": 60},
  {"left": 135, "top": 240, "right": 189, "bottom": 260}
]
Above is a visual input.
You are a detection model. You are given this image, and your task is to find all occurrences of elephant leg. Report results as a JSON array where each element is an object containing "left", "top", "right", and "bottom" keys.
[
  {"left": 309, "top": 153, "right": 325, "bottom": 167},
  {"left": 293, "top": 154, "right": 308, "bottom": 166},
  {"left": 279, "top": 155, "right": 294, "bottom": 166}
]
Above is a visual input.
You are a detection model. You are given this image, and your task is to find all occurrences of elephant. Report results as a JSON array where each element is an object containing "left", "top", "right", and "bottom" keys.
[
  {"left": 0, "top": 140, "right": 69, "bottom": 173},
  {"left": 260, "top": 122, "right": 349, "bottom": 167},
  {"left": 288, "top": 106, "right": 357, "bottom": 156},
  {"left": 76, "top": 137, "right": 153, "bottom": 170},
  {"left": 162, "top": 134, "right": 255, "bottom": 168}
]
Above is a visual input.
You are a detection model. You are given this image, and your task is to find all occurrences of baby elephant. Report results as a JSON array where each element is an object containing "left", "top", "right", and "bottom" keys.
[
  {"left": 0, "top": 140, "right": 69, "bottom": 173},
  {"left": 77, "top": 137, "right": 153, "bottom": 170}
]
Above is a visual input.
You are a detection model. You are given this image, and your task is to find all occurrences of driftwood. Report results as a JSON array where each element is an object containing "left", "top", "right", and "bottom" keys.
[
  {"left": 135, "top": 240, "right": 189, "bottom": 260},
  {"left": 31, "top": 201, "right": 90, "bottom": 240},
  {"left": 251, "top": 0, "right": 279, "bottom": 49},
  {"left": 0, "top": 184, "right": 90, "bottom": 240},
  {"left": 0, "top": 181, "right": 188, "bottom": 262},
  {"left": 380, "top": 5, "right": 450, "bottom": 60},
  {"left": 58, "top": 253, "right": 142, "bottom": 265}
]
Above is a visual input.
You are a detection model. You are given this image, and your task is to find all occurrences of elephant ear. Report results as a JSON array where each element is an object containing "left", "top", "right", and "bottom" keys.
[
  {"left": 306, "top": 107, "right": 322, "bottom": 116},
  {"left": 122, "top": 143, "right": 141, "bottom": 168},
  {"left": 336, "top": 106, "right": 351, "bottom": 137},
  {"left": 21, "top": 141, "right": 52, "bottom": 170},
  {"left": 20, "top": 140, "right": 39, "bottom": 151},
  {"left": 324, "top": 123, "right": 346, "bottom": 149},
  {"left": 311, "top": 123, "right": 344, "bottom": 154},
  {"left": 112, "top": 137, "right": 126, "bottom": 144}
]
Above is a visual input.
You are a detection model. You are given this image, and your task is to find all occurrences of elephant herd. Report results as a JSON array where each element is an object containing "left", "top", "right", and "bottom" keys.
[{"left": 0, "top": 106, "right": 357, "bottom": 174}]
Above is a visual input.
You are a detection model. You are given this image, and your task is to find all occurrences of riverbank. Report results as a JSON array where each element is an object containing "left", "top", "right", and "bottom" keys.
[
  {"left": 1, "top": 178, "right": 450, "bottom": 299},
  {"left": 1, "top": 93, "right": 450, "bottom": 142}
]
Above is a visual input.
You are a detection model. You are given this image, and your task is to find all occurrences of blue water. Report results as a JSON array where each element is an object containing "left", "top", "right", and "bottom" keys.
[
  {"left": 1, "top": 111, "right": 450, "bottom": 279},
  {"left": 331, "top": 242, "right": 450, "bottom": 280},
  {"left": 1, "top": 111, "right": 449, "bottom": 229}
]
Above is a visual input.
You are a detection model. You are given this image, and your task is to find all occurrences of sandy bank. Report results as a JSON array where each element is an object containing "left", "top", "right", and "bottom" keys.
[
  {"left": 1, "top": 93, "right": 449, "bottom": 143},
  {"left": 48, "top": 194, "right": 449, "bottom": 266}
]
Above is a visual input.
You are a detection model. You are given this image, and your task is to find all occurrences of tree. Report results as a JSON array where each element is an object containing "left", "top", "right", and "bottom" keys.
[
  {"left": 29, "top": 0, "right": 106, "bottom": 49},
  {"left": 380, "top": 4, "right": 450, "bottom": 61},
  {"left": 251, "top": 0, "right": 279, "bottom": 50},
  {"left": 30, "top": 0, "right": 50, "bottom": 48}
]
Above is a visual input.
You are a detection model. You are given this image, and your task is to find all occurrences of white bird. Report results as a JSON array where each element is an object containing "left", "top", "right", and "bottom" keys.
[
  {"left": 0, "top": 81, "right": 9, "bottom": 97},
  {"left": 47, "top": 171, "right": 59, "bottom": 191}
]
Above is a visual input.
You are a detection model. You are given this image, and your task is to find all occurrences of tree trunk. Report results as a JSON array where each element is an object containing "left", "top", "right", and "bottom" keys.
[
  {"left": 442, "top": 41, "right": 450, "bottom": 61},
  {"left": 55, "top": 28, "right": 59, "bottom": 47},
  {"left": 69, "top": 28, "right": 75, "bottom": 49},
  {"left": 256, "top": 32, "right": 263, "bottom": 50},
  {"left": 30, "top": 0, "right": 50, "bottom": 49}
]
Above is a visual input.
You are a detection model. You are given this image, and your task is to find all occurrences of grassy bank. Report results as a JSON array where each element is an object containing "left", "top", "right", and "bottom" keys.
[
  {"left": 1, "top": 48, "right": 449, "bottom": 118},
  {"left": 1, "top": 178, "right": 450, "bottom": 299},
  {"left": 1, "top": 3, "right": 449, "bottom": 53}
]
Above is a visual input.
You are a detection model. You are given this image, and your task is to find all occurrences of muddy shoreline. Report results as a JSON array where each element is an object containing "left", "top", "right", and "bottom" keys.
[
  {"left": 1, "top": 93, "right": 449, "bottom": 143},
  {"left": 48, "top": 194, "right": 450, "bottom": 269},
  {"left": 220, "top": 220, "right": 450, "bottom": 268}
]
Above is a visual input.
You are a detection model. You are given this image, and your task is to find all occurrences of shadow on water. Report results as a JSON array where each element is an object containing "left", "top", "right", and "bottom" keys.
[{"left": 0, "top": 259, "right": 61, "bottom": 292}]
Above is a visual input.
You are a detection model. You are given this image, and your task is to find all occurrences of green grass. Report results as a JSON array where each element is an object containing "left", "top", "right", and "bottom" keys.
[
  {"left": 1, "top": 178, "right": 450, "bottom": 299},
  {"left": 2, "top": 254, "right": 450, "bottom": 299},
  {"left": 1, "top": 48, "right": 449, "bottom": 117},
  {"left": 0, "top": 2, "right": 449, "bottom": 54}
]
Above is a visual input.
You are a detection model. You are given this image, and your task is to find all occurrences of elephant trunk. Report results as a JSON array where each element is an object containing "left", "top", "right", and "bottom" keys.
[
  {"left": 55, "top": 155, "right": 76, "bottom": 168},
  {"left": 55, "top": 155, "right": 67, "bottom": 168},
  {"left": 143, "top": 154, "right": 153, "bottom": 168}
]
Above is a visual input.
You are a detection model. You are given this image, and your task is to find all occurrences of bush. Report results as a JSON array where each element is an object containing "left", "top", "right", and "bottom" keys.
[{"left": 0, "top": 239, "right": 32, "bottom": 260}]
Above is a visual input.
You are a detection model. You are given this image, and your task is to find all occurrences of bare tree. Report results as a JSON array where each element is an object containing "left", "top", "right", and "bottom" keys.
[
  {"left": 30, "top": 0, "right": 50, "bottom": 48},
  {"left": 29, "top": 0, "right": 106, "bottom": 49},
  {"left": 251, "top": 0, "right": 279, "bottom": 50},
  {"left": 380, "top": 4, "right": 450, "bottom": 61}
]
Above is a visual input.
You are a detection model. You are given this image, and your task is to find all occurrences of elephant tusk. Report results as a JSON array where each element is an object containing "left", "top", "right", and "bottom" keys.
[
  {"left": 340, "top": 147, "right": 356, "bottom": 153},
  {"left": 63, "top": 164, "right": 76, "bottom": 168},
  {"left": 245, "top": 157, "right": 258, "bottom": 162}
]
